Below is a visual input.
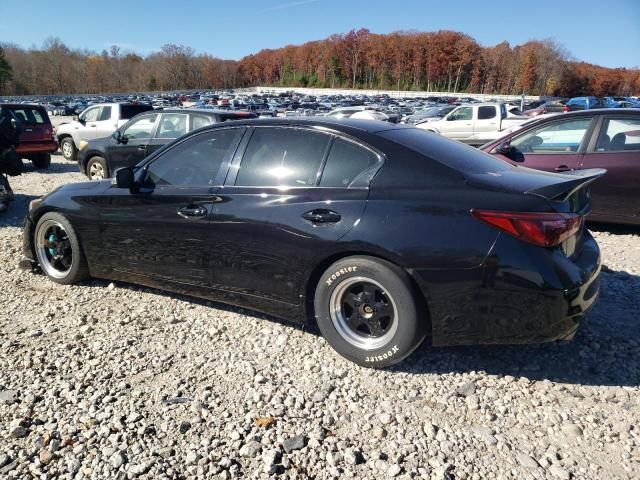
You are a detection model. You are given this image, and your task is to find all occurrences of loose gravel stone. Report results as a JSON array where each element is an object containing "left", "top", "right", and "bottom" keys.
[
  {"left": 10, "top": 427, "right": 28, "bottom": 439},
  {"left": 0, "top": 389, "right": 18, "bottom": 405},
  {"left": 517, "top": 453, "right": 540, "bottom": 469},
  {"left": 283, "top": 434, "right": 306, "bottom": 453},
  {"left": 0, "top": 147, "right": 638, "bottom": 479},
  {"left": 455, "top": 381, "right": 476, "bottom": 397}
]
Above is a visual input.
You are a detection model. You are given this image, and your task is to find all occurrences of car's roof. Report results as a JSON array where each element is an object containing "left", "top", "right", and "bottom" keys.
[
  {"left": 534, "top": 108, "right": 639, "bottom": 120},
  {"left": 203, "top": 117, "right": 408, "bottom": 134},
  {"left": 152, "top": 108, "right": 253, "bottom": 116},
  {"left": 1, "top": 103, "right": 46, "bottom": 109}
]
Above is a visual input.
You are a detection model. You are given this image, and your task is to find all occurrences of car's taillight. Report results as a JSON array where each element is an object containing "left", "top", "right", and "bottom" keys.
[
  {"left": 470, "top": 210, "right": 583, "bottom": 247},
  {"left": 563, "top": 105, "right": 569, "bottom": 113}
]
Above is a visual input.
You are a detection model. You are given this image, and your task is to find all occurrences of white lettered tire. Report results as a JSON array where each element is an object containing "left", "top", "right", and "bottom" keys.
[{"left": 314, "top": 256, "right": 427, "bottom": 367}]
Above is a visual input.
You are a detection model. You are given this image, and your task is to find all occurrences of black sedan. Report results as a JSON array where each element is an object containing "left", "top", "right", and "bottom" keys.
[
  {"left": 77, "top": 108, "right": 257, "bottom": 180},
  {"left": 22, "top": 118, "right": 603, "bottom": 367}
]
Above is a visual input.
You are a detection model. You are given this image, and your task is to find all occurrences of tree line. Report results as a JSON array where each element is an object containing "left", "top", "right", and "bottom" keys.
[{"left": 1, "top": 30, "right": 638, "bottom": 97}]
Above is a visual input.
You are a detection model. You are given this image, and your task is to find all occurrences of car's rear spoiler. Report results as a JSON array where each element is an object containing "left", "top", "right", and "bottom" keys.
[
  {"left": 524, "top": 168, "right": 606, "bottom": 202},
  {"left": 464, "top": 167, "right": 606, "bottom": 203}
]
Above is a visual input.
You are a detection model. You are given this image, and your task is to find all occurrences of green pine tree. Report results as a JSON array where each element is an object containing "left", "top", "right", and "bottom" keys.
[{"left": 0, "top": 47, "right": 13, "bottom": 95}]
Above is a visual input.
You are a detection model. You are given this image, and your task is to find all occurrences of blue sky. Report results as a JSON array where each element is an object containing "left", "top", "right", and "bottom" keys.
[{"left": 1, "top": 0, "right": 638, "bottom": 68}]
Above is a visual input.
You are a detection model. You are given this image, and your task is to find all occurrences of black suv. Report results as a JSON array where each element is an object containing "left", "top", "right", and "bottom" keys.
[{"left": 77, "top": 109, "right": 257, "bottom": 180}]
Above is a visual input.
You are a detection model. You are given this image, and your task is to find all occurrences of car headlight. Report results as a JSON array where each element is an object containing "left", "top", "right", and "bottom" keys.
[{"left": 79, "top": 140, "right": 88, "bottom": 150}]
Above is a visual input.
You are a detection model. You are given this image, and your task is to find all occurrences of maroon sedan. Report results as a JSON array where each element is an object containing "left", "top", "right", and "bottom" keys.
[{"left": 481, "top": 109, "right": 640, "bottom": 225}]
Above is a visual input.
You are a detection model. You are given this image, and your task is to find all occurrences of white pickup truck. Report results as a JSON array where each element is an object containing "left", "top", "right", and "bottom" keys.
[
  {"left": 416, "top": 103, "right": 528, "bottom": 145},
  {"left": 56, "top": 103, "right": 153, "bottom": 160}
]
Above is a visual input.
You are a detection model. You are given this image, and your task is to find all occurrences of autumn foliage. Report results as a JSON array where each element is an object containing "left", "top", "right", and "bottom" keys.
[{"left": 1, "top": 30, "right": 638, "bottom": 97}]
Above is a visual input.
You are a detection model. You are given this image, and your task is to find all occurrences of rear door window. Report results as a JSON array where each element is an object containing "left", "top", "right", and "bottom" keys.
[
  {"left": 155, "top": 113, "right": 188, "bottom": 139},
  {"left": 234, "top": 128, "right": 330, "bottom": 187},
  {"left": 478, "top": 106, "right": 496, "bottom": 120},
  {"left": 192, "top": 114, "right": 214, "bottom": 130},
  {"left": 511, "top": 118, "right": 593, "bottom": 154},
  {"left": 596, "top": 117, "right": 640, "bottom": 152},
  {"left": 320, "top": 138, "right": 379, "bottom": 187}
]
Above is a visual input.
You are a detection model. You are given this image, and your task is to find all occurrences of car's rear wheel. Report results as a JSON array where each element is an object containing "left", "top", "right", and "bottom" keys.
[
  {"left": 34, "top": 212, "right": 88, "bottom": 284},
  {"left": 314, "top": 256, "right": 427, "bottom": 368},
  {"left": 31, "top": 153, "right": 51, "bottom": 169},
  {"left": 86, "top": 156, "right": 109, "bottom": 180},
  {"left": 60, "top": 137, "right": 77, "bottom": 161}
]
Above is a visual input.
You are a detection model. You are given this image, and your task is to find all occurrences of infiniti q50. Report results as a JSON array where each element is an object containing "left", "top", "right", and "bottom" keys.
[{"left": 22, "top": 118, "right": 603, "bottom": 367}]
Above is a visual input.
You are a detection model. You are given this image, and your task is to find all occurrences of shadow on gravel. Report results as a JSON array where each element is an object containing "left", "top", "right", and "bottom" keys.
[
  {"left": 395, "top": 267, "right": 640, "bottom": 388},
  {"left": 0, "top": 192, "right": 37, "bottom": 228},
  {"left": 21, "top": 159, "right": 80, "bottom": 175},
  {"left": 588, "top": 221, "right": 640, "bottom": 236}
]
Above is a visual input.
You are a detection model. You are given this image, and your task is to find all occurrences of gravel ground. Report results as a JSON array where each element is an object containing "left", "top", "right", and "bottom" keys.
[{"left": 0, "top": 151, "right": 638, "bottom": 480}]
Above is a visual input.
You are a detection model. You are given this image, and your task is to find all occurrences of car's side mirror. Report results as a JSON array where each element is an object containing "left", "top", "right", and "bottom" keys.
[
  {"left": 492, "top": 141, "right": 513, "bottom": 156},
  {"left": 118, "top": 134, "right": 129, "bottom": 145},
  {"left": 113, "top": 167, "right": 137, "bottom": 191}
]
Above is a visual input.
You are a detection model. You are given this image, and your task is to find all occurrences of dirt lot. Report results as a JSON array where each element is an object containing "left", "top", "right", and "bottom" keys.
[{"left": 0, "top": 152, "right": 638, "bottom": 480}]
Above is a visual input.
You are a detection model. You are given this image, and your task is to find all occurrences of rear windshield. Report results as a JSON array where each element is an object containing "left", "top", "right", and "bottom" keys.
[
  {"left": 7, "top": 107, "right": 48, "bottom": 124},
  {"left": 120, "top": 104, "right": 153, "bottom": 119},
  {"left": 380, "top": 128, "right": 513, "bottom": 174}
]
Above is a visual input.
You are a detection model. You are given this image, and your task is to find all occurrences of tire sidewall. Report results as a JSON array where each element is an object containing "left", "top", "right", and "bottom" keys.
[
  {"left": 87, "top": 156, "right": 108, "bottom": 180},
  {"left": 34, "top": 212, "right": 87, "bottom": 285},
  {"left": 314, "top": 256, "right": 426, "bottom": 367},
  {"left": 61, "top": 138, "right": 76, "bottom": 160}
]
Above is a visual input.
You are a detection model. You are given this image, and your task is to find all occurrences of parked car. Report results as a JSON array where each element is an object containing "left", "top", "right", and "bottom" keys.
[
  {"left": 0, "top": 104, "right": 58, "bottom": 169},
  {"left": 325, "top": 107, "right": 390, "bottom": 122},
  {"left": 563, "top": 97, "right": 607, "bottom": 112},
  {"left": 402, "top": 106, "right": 455, "bottom": 125},
  {"left": 22, "top": 118, "right": 602, "bottom": 367},
  {"left": 78, "top": 109, "right": 258, "bottom": 180},
  {"left": 481, "top": 109, "right": 640, "bottom": 224},
  {"left": 416, "top": 103, "right": 528, "bottom": 145},
  {"left": 524, "top": 100, "right": 567, "bottom": 117},
  {"left": 56, "top": 103, "right": 154, "bottom": 161}
]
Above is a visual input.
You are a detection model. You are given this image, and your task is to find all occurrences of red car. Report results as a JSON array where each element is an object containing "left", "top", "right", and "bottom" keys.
[
  {"left": 1, "top": 104, "right": 58, "bottom": 169},
  {"left": 481, "top": 109, "right": 640, "bottom": 225},
  {"left": 523, "top": 100, "right": 567, "bottom": 117}
]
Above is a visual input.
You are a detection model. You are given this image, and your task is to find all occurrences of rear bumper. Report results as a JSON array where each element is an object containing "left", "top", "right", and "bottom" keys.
[
  {"left": 413, "top": 231, "right": 601, "bottom": 347},
  {"left": 16, "top": 141, "right": 58, "bottom": 155}
]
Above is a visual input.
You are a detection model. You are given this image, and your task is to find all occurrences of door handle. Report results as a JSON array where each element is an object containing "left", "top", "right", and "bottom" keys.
[
  {"left": 554, "top": 165, "right": 572, "bottom": 172},
  {"left": 137, "top": 145, "right": 146, "bottom": 151},
  {"left": 89, "top": 124, "right": 96, "bottom": 127},
  {"left": 302, "top": 209, "right": 341, "bottom": 224},
  {"left": 177, "top": 205, "right": 208, "bottom": 218}
]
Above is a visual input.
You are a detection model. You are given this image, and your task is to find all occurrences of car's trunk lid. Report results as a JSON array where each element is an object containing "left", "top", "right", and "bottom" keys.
[
  {"left": 465, "top": 166, "right": 606, "bottom": 257},
  {"left": 464, "top": 166, "right": 606, "bottom": 207}
]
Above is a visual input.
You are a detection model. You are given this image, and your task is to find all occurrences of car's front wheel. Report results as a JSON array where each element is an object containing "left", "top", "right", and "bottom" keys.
[
  {"left": 86, "top": 156, "right": 109, "bottom": 180},
  {"left": 314, "top": 256, "right": 427, "bottom": 368},
  {"left": 34, "top": 212, "right": 88, "bottom": 284},
  {"left": 60, "top": 137, "right": 77, "bottom": 161}
]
